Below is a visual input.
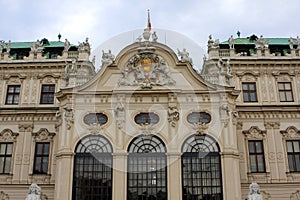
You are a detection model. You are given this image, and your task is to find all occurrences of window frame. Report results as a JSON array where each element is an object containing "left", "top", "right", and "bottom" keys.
[
  {"left": 72, "top": 135, "right": 113, "bottom": 200},
  {"left": 278, "top": 82, "right": 294, "bottom": 102},
  {"left": 242, "top": 82, "right": 258, "bottom": 102},
  {"left": 0, "top": 142, "right": 13, "bottom": 174},
  {"left": 5, "top": 85, "right": 21, "bottom": 105},
  {"left": 40, "top": 84, "right": 55, "bottom": 104},
  {"left": 286, "top": 140, "right": 300, "bottom": 172},
  {"left": 248, "top": 140, "right": 266, "bottom": 173},
  {"left": 181, "top": 134, "right": 223, "bottom": 200},
  {"left": 134, "top": 112, "right": 160, "bottom": 125},
  {"left": 33, "top": 142, "right": 50, "bottom": 174}
]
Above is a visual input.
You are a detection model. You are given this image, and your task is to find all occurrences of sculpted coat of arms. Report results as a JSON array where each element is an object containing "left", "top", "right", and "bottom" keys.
[{"left": 118, "top": 52, "right": 175, "bottom": 88}]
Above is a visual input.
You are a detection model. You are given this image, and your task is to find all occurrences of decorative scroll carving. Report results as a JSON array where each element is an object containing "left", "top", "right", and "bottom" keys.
[
  {"left": 0, "top": 191, "right": 9, "bottom": 200},
  {"left": 118, "top": 52, "right": 175, "bottom": 89},
  {"left": 168, "top": 105, "right": 179, "bottom": 127},
  {"left": 139, "top": 124, "right": 155, "bottom": 137},
  {"left": 192, "top": 122, "right": 209, "bottom": 135},
  {"left": 87, "top": 124, "right": 104, "bottom": 135},
  {"left": 280, "top": 126, "right": 300, "bottom": 139},
  {"left": 243, "top": 126, "right": 267, "bottom": 139},
  {"left": 32, "top": 128, "right": 55, "bottom": 142},
  {"left": 0, "top": 129, "right": 18, "bottom": 142},
  {"left": 264, "top": 122, "right": 280, "bottom": 129},
  {"left": 19, "top": 124, "right": 33, "bottom": 132}
]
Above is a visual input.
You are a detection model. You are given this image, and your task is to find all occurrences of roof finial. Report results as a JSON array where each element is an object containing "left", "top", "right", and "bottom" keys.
[
  {"left": 237, "top": 30, "right": 241, "bottom": 38},
  {"left": 58, "top": 33, "right": 62, "bottom": 41},
  {"left": 147, "top": 9, "right": 152, "bottom": 31}
]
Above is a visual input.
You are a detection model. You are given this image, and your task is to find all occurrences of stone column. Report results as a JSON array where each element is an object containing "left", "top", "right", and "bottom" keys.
[
  {"left": 54, "top": 151, "right": 74, "bottom": 200},
  {"left": 264, "top": 121, "right": 284, "bottom": 181},
  {"left": 112, "top": 152, "right": 127, "bottom": 200},
  {"left": 15, "top": 124, "right": 33, "bottom": 184},
  {"left": 221, "top": 152, "right": 242, "bottom": 200},
  {"left": 167, "top": 152, "right": 181, "bottom": 200}
]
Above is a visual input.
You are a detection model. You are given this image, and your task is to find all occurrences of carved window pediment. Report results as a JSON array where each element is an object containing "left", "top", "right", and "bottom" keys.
[
  {"left": 32, "top": 128, "right": 55, "bottom": 141},
  {"left": 237, "top": 71, "right": 259, "bottom": 81},
  {"left": 243, "top": 126, "right": 267, "bottom": 139},
  {"left": 0, "top": 129, "right": 19, "bottom": 142},
  {"left": 280, "top": 126, "right": 300, "bottom": 139}
]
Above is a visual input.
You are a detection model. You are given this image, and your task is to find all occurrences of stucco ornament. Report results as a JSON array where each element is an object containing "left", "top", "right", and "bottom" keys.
[
  {"left": 25, "top": 183, "right": 41, "bottom": 200},
  {"left": 118, "top": 52, "right": 175, "bottom": 89},
  {"left": 248, "top": 182, "right": 263, "bottom": 200}
]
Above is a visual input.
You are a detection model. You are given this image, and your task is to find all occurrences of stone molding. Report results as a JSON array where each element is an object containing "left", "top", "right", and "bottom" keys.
[
  {"left": 18, "top": 124, "right": 33, "bottom": 132},
  {"left": 264, "top": 122, "right": 280, "bottom": 129},
  {"left": 290, "top": 190, "right": 300, "bottom": 200}
]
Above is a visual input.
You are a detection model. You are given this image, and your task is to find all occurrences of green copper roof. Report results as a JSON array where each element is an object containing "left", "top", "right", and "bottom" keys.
[
  {"left": 4, "top": 41, "right": 66, "bottom": 49},
  {"left": 221, "top": 38, "right": 295, "bottom": 45}
]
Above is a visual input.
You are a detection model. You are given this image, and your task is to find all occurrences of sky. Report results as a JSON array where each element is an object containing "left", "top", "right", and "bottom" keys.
[{"left": 1, "top": 0, "right": 300, "bottom": 63}]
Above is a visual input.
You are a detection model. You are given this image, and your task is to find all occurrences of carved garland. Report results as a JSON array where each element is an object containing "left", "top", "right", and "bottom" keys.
[{"left": 0, "top": 129, "right": 19, "bottom": 142}]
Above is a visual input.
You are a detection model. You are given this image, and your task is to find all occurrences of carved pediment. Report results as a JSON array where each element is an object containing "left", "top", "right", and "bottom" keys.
[
  {"left": 118, "top": 51, "right": 175, "bottom": 89},
  {"left": 0, "top": 129, "right": 19, "bottom": 142},
  {"left": 243, "top": 126, "right": 267, "bottom": 139},
  {"left": 32, "top": 128, "right": 55, "bottom": 141},
  {"left": 280, "top": 126, "right": 300, "bottom": 139}
]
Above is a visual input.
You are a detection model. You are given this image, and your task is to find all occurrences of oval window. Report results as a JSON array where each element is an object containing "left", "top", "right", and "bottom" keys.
[
  {"left": 83, "top": 113, "right": 108, "bottom": 125},
  {"left": 187, "top": 112, "right": 211, "bottom": 124},
  {"left": 134, "top": 112, "right": 159, "bottom": 125}
]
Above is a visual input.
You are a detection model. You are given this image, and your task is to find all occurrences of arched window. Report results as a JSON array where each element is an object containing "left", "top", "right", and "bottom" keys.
[
  {"left": 127, "top": 135, "right": 167, "bottom": 200},
  {"left": 72, "top": 135, "right": 113, "bottom": 200},
  {"left": 181, "top": 134, "right": 223, "bottom": 200}
]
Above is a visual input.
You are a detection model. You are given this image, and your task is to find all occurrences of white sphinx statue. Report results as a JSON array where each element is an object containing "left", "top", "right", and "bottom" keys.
[
  {"left": 248, "top": 182, "right": 263, "bottom": 200},
  {"left": 25, "top": 183, "right": 41, "bottom": 200}
]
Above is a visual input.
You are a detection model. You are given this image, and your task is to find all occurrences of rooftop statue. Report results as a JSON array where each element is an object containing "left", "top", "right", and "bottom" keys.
[
  {"left": 64, "top": 38, "right": 71, "bottom": 51},
  {"left": 5, "top": 40, "right": 11, "bottom": 53},
  {"left": 177, "top": 48, "right": 193, "bottom": 64},
  {"left": 101, "top": 50, "right": 115, "bottom": 66},
  {"left": 248, "top": 182, "right": 263, "bottom": 200},
  {"left": 152, "top": 31, "right": 158, "bottom": 42},
  {"left": 254, "top": 35, "right": 268, "bottom": 49},
  {"left": 297, "top": 36, "right": 300, "bottom": 50},
  {"left": 0, "top": 40, "right": 4, "bottom": 53},
  {"left": 25, "top": 183, "right": 41, "bottom": 200},
  {"left": 30, "top": 40, "right": 44, "bottom": 53},
  {"left": 289, "top": 37, "right": 294, "bottom": 49},
  {"left": 78, "top": 37, "right": 91, "bottom": 53},
  {"left": 207, "top": 35, "right": 220, "bottom": 49},
  {"left": 228, "top": 35, "right": 234, "bottom": 49}
]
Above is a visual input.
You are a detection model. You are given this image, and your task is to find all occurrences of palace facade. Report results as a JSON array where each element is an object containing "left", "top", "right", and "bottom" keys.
[{"left": 0, "top": 29, "right": 299, "bottom": 200}]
